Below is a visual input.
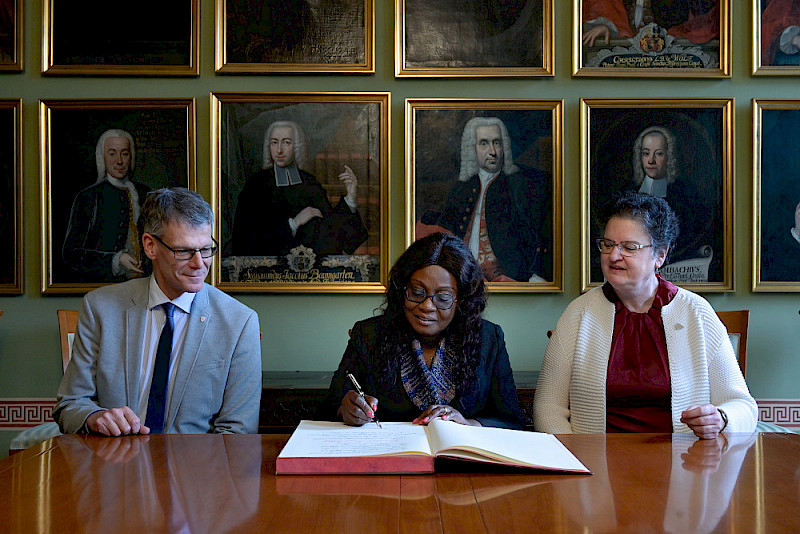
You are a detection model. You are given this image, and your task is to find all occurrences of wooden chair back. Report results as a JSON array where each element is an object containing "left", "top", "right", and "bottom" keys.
[
  {"left": 57, "top": 309, "right": 79, "bottom": 374},
  {"left": 715, "top": 310, "right": 749, "bottom": 378}
]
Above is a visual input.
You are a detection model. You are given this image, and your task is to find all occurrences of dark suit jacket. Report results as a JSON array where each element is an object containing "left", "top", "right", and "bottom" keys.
[
  {"left": 53, "top": 278, "right": 263, "bottom": 434},
  {"left": 319, "top": 315, "right": 526, "bottom": 429},
  {"left": 62, "top": 179, "right": 151, "bottom": 282},
  {"left": 761, "top": 228, "right": 800, "bottom": 281},
  {"left": 436, "top": 165, "right": 552, "bottom": 281},
  {"left": 232, "top": 168, "right": 368, "bottom": 256}
]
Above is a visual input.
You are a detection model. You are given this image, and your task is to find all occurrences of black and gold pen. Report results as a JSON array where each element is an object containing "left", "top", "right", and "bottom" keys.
[{"left": 346, "top": 371, "right": 382, "bottom": 428}]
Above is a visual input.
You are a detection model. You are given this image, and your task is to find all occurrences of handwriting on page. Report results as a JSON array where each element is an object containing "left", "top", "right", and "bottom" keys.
[{"left": 280, "top": 422, "right": 432, "bottom": 457}]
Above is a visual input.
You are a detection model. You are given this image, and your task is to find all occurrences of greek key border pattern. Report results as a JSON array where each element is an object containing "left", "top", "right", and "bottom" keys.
[
  {"left": 2, "top": 398, "right": 799, "bottom": 430},
  {"left": 0, "top": 399, "right": 57, "bottom": 429},
  {"left": 757, "top": 400, "right": 800, "bottom": 429}
]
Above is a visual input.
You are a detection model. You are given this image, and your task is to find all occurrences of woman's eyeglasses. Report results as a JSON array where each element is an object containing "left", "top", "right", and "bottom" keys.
[
  {"left": 405, "top": 286, "right": 456, "bottom": 310},
  {"left": 596, "top": 238, "right": 653, "bottom": 257}
]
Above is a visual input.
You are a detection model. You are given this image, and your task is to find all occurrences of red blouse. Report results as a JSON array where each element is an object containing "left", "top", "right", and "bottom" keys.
[{"left": 603, "top": 276, "right": 678, "bottom": 433}]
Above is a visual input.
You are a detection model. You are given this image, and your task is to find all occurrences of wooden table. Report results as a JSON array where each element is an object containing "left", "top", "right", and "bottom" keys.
[{"left": 1, "top": 432, "right": 797, "bottom": 533}]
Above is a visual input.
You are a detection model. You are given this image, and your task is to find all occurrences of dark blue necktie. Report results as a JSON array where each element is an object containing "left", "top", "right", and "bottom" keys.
[{"left": 146, "top": 303, "right": 175, "bottom": 433}]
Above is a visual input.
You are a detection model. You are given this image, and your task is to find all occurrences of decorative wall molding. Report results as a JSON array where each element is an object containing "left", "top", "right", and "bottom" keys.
[
  {"left": 2, "top": 397, "right": 799, "bottom": 431},
  {"left": 0, "top": 399, "right": 57, "bottom": 430},
  {"left": 757, "top": 399, "right": 800, "bottom": 430}
]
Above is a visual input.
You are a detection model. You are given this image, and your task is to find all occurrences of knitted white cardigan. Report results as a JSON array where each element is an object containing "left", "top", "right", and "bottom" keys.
[{"left": 533, "top": 286, "right": 758, "bottom": 434}]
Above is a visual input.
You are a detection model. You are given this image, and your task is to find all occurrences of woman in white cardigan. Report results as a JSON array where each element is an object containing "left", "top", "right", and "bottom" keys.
[{"left": 534, "top": 192, "right": 756, "bottom": 438}]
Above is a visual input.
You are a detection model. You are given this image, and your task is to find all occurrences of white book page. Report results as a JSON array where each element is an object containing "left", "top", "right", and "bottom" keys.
[
  {"left": 426, "top": 419, "right": 590, "bottom": 472},
  {"left": 278, "top": 420, "right": 433, "bottom": 458}
]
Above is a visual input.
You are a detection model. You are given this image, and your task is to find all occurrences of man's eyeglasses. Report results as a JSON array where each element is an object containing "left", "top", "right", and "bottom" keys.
[
  {"left": 596, "top": 238, "right": 653, "bottom": 257},
  {"left": 405, "top": 286, "right": 457, "bottom": 310},
  {"left": 152, "top": 234, "right": 219, "bottom": 261}
]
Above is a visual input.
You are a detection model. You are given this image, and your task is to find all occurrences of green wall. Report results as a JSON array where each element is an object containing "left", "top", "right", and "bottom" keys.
[{"left": 1, "top": 1, "right": 799, "bottom": 454}]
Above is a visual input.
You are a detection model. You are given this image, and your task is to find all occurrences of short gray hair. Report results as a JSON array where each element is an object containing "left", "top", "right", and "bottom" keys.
[
  {"left": 458, "top": 117, "right": 518, "bottom": 182},
  {"left": 141, "top": 187, "right": 214, "bottom": 236},
  {"left": 632, "top": 126, "right": 678, "bottom": 187},
  {"left": 262, "top": 120, "right": 308, "bottom": 170},
  {"left": 95, "top": 129, "right": 135, "bottom": 181},
  {"left": 597, "top": 191, "right": 679, "bottom": 259}
]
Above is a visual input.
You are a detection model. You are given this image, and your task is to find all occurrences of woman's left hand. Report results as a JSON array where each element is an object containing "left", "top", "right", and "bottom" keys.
[
  {"left": 680, "top": 404, "right": 726, "bottom": 439},
  {"left": 413, "top": 405, "right": 480, "bottom": 427}
]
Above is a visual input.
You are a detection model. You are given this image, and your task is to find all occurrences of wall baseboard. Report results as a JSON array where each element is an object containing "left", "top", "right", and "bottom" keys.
[
  {"left": 2, "top": 397, "right": 798, "bottom": 431},
  {"left": 756, "top": 399, "right": 800, "bottom": 430},
  {"left": 0, "top": 399, "right": 56, "bottom": 430}
]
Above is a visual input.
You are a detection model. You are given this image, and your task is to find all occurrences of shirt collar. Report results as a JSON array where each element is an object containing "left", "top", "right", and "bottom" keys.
[
  {"left": 147, "top": 275, "right": 196, "bottom": 315},
  {"left": 638, "top": 176, "right": 668, "bottom": 197},
  {"left": 477, "top": 168, "right": 500, "bottom": 186},
  {"left": 104, "top": 174, "right": 132, "bottom": 189},
  {"left": 274, "top": 163, "right": 302, "bottom": 187}
]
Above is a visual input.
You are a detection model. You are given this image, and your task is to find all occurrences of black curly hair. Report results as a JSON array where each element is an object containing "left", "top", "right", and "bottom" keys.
[{"left": 378, "top": 233, "right": 486, "bottom": 390}]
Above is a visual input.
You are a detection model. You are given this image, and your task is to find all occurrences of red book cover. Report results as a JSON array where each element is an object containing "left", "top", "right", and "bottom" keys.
[{"left": 276, "top": 454, "right": 434, "bottom": 475}]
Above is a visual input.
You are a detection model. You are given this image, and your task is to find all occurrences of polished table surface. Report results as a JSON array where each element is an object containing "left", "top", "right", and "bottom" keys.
[{"left": 1, "top": 432, "right": 797, "bottom": 533}]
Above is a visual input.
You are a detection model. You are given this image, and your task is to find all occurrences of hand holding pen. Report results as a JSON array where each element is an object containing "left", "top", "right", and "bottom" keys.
[{"left": 339, "top": 371, "right": 382, "bottom": 428}]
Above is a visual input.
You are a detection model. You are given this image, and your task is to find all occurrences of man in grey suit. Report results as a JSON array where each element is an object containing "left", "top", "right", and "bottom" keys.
[{"left": 54, "top": 187, "right": 262, "bottom": 435}]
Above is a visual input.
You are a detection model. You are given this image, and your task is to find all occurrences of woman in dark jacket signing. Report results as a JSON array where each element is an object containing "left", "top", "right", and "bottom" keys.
[{"left": 320, "top": 233, "right": 525, "bottom": 429}]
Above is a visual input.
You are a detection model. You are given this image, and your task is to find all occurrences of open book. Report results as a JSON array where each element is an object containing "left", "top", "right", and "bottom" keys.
[{"left": 276, "top": 419, "right": 591, "bottom": 475}]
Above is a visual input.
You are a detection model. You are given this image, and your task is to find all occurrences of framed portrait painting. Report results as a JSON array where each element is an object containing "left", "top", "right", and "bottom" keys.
[
  {"left": 396, "top": 0, "right": 553, "bottom": 77},
  {"left": 574, "top": 0, "right": 730, "bottom": 77},
  {"left": 40, "top": 99, "right": 197, "bottom": 294},
  {"left": 406, "top": 99, "right": 563, "bottom": 293},
  {"left": 0, "top": 99, "right": 22, "bottom": 294},
  {"left": 753, "top": 100, "right": 800, "bottom": 290},
  {"left": 42, "top": 0, "right": 199, "bottom": 76},
  {"left": 216, "top": 0, "right": 374, "bottom": 74},
  {"left": 581, "top": 98, "right": 733, "bottom": 292},
  {"left": 0, "top": 0, "right": 22, "bottom": 72},
  {"left": 211, "top": 92, "right": 389, "bottom": 293},
  {"left": 753, "top": 0, "right": 800, "bottom": 75}
]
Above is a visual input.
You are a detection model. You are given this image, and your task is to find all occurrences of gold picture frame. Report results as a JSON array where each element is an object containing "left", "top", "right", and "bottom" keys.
[
  {"left": 211, "top": 92, "right": 390, "bottom": 293},
  {"left": 0, "top": 99, "right": 22, "bottom": 294},
  {"left": 395, "top": 0, "right": 553, "bottom": 78},
  {"left": 574, "top": 0, "right": 730, "bottom": 78},
  {"left": 406, "top": 98, "right": 563, "bottom": 293},
  {"left": 42, "top": 0, "right": 199, "bottom": 76},
  {"left": 215, "top": 0, "right": 374, "bottom": 74},
  {"left": 40, "top": 99, "right": 197, "bottom": 294},
  {"left": 753, "top": 0, "right": 800, "bottom": 75},
  {"left": 581, "top": 98, "right": 734, "bottom": 292},
  {"left": 0, "top": 0, "right": 22, "bottom": 73},
  {"left": 752, "top": 99, "right": 800, "bottom": 291}
]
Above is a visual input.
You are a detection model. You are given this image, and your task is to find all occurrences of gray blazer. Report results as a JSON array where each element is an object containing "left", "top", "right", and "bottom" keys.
[{"left": 53, "top": 278, "right": 262, "bottom": 434}]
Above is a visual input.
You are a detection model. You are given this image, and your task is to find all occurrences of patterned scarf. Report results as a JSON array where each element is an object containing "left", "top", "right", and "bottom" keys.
[{"left": 401, "top": 338, "right": 457, "bottom": 410}]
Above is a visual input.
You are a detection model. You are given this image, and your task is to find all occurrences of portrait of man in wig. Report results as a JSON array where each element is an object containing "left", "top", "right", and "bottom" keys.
[
  {"left": 429, "top": 116, "right": 552, "bottom": 282},
  {"left": 62, "top": 128, "right": 151, "bottom": 282},
  {"left": 231, "top": 120, "right": 368, "bottom": 257},
  {"left": 632, "top": 125, "right": 678, "bottom": 196},
  {"left": 628, "top": 124, "right": 718, "bottom": 273}
]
